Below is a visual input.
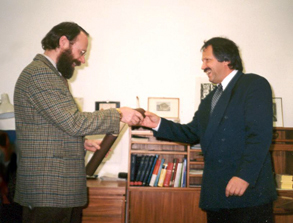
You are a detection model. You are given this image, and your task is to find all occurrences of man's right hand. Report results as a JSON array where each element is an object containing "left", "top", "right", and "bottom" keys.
[
  {"left": 119, "top": 107, "right": 144, "bottom": 126},
  {"left": 140, "top": 111, "right": 161, "bottom": 129}
]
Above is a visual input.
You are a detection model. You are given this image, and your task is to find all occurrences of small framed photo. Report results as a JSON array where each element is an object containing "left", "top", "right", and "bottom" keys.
[
  {"left": 95, "top": 101, "right": 120, "bottom": 110},
  {"left": 201, "top": 83, "right": 216, "bottom": 100},
  {"left": 272, "top": 97, "right": 283, "bottom": 127},
  {"left": 148, "top": 97, "right": 179, "bottom": 119}
]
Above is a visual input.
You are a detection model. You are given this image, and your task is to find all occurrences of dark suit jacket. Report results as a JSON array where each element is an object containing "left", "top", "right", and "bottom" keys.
[
  {"left": 14, "top": 54, "right": 121, "bottom": 208},
  {"left": 155, "top": 71, "right": 277, "bottom": 210}
]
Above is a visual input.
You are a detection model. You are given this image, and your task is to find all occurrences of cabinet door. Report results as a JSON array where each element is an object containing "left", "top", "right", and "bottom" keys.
[
  {"left": 128, "top": 189, "right": 206, "bottom": 223},
  {"left": 83, "top": 196, "right": 125, "bottom": 223}
]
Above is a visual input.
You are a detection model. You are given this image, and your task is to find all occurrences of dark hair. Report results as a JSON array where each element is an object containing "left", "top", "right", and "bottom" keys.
[
  {"left": 41, "top": 22, "right": 89, "bottom": 50},
  {"left": 201, "top": 37, "right": 243, "bottom": 72}
]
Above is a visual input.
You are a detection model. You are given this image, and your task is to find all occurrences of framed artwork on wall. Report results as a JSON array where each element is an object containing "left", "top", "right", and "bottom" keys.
[
  {"left": 272, "top": 97, "right": 283, "bottom": 127},
  {"left": 95, "top": 101, "right": 120, "bottom": 110},
  {"left": 148, "top": 97, "right": 179, "bottom": 121}
]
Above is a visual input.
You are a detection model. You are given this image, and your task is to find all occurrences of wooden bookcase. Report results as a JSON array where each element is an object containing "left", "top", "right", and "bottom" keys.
[
  {"left": 126, "top": 127, "right": 293, "bottom": 223},
  {"left": 270, "top": 127, "right": 293, "bottom": 222},
  {"left": 127, "top": 128, "right": 207, "bottom": 223}
]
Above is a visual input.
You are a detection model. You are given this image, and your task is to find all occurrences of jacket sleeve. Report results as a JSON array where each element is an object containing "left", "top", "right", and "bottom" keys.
[
  {"left": 154, "top": 112, "right": 200, "bottom": 145},
  {"left": 27, "top": 69, "right": 120, "bottom": 137}
]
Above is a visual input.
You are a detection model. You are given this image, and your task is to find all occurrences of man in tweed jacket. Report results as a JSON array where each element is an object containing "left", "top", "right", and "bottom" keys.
[{"left": 14, "top": 22, "right": 143, "bottom": 223}]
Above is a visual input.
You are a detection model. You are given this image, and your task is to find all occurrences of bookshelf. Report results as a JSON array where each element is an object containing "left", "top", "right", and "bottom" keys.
[
  {"left": 270, "top": 127, "right": 293, "bottom": 222},
  {"left": 127, "top": 127, "right": 207, "bottom": 223}
]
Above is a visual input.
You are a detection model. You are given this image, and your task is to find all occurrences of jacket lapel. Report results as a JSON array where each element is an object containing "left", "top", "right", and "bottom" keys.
[{"left": 200, "top": 71, "right": 243, "bottom": 149}]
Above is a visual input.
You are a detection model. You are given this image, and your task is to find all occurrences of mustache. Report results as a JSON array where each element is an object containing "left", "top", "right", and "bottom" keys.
[{"left": 204, "top": 68, "right": 211, "bottom": 73}]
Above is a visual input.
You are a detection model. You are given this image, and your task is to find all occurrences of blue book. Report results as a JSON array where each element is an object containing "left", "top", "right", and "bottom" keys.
[
  {"left": 154, "top": 158, "right": 165, "bottom": 187},
  {"left": 147, "top": 155, "right": 159, "bottom": 185}
]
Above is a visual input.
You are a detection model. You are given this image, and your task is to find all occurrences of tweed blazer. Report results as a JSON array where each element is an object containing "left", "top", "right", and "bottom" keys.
[
  {"left": 154, "top": 71, "right": 277, "bottom": 210},
  {"left": 14, "top": 54, "right": 120, "bottom": 208}
]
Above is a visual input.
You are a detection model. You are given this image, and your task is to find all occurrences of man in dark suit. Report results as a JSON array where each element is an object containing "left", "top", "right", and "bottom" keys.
[
  {"left": 14, "top": 22, "right": 143, "bottom": 223},
  {"left": 141, "top": 37, "right": 277, "bottom": 223}
]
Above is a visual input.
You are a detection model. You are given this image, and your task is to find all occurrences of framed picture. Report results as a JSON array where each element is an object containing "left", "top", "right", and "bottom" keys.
[
  {"left": 148, "top": 97, "right": 179, "bottom": 119},
  {"left": 272, "top": 97, "right": 283, "bottom": 127},
  {"left": 95, "top": 101, "right": 120, "bottom": 110},
  {"left": 201, "top": 83, "right": 216, "bottom": 100}
]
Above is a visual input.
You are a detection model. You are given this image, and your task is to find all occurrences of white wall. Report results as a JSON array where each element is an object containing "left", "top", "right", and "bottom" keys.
[{"left": 1, "top": 0, "right": 293, "bottom": 176}]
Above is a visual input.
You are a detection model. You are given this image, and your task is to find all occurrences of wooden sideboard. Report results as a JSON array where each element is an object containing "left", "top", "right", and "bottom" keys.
[{"left": 82, "top": 179, "right": 126, "bottom": 223}]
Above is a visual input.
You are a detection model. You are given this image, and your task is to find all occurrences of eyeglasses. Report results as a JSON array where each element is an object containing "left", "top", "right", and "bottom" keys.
[{"left": 70, "top": 41, "right": 86, "bottom": 57}]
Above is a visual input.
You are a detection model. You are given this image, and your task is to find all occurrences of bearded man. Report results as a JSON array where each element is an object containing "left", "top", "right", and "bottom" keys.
[{"left": 13, "top": 22, "right": 143, "bottom": 223}]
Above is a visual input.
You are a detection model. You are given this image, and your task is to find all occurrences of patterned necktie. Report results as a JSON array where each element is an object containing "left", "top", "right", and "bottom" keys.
[{"left": 211, "top": 83, "right": 223, "bottom": 114}]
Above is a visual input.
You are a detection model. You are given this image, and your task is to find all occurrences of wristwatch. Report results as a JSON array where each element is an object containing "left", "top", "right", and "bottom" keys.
[{"left": 116, "top": 108, "right": 122, "bottom": 120}]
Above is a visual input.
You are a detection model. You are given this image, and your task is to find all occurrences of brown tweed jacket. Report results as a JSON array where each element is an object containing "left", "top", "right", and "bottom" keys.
[{"left": 14, "top": 54, "right": 120, "bottom": 208}]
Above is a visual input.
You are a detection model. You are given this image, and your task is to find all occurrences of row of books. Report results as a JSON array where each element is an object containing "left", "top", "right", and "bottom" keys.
[
  {"left": 130, "top": 154, "right": 187, "bottom": 187},
  {"left": 275, "top": 173, "right": 293, "bottom": 189}
]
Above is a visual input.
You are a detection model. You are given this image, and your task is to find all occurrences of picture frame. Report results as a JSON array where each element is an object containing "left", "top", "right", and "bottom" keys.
[
  {"left": 272, "top": 97, "right": 283, "bottom": 127},
  {"left": 95, "top": 101, "right": 120, "bottom": 110},
  {"left": 200, "top": 83, "right": 216, "bottom": 100},
  {"left": 148, "top": 97, "right": 179, "bottom": 119}
]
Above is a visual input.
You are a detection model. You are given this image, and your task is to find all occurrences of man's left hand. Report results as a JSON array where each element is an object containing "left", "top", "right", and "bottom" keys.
[
  {"left": 225, "top": 176, "right": 249, "bottom": 197},
  {"left": 84, "top": 139, "right": 101, "bottom": 152}
]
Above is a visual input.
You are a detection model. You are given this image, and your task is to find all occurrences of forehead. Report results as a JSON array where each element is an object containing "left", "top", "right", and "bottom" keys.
[{"left": 74, "top": 31, "right": 88, "bottom": 49}]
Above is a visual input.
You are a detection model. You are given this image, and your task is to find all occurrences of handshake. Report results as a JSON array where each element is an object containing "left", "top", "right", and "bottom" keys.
[{"left": 118, "top": 107, "right": 160, "bottom": 128}]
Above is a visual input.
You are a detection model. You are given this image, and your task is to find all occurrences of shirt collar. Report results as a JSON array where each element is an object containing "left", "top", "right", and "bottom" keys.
[
  {"left": 220, "top": 70, "right": 238, "bottom": 90},
  {"left": 42, "top": 54, "right": 62, "bottom": 76}
]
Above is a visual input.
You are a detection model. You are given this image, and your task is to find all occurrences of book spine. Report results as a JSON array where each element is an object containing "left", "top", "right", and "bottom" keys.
[
  {"left": 142, "top": 155, "right": 155, "bottom": 186},
  {"left": 138, "top": 155, "right": 150, "bottom": 186},
  {"left": 130, "top": 154, "right": 137, "bottom": 186},
  {"left": 181, "top": 158, "right": 187, "bottom": 188},
  {"left": 149, "top": 159, "right": 161, "bottom": 187},
  {"left": 158, "top": 164, "right": 168, "bottom": 187},
  {"left": 174, "top": 162, "right": 182, "bottom": 187},
  {"left": 163, "top": 162, "right": 174, "bottom": 187},
  {"left": 135, "top": 155, "right": 146, "bottom": 186},
  {"left": 146, "top": 155, "right": 159, "bottom": 186},
  {"left": 169, "top": 158, "right": 179, "bottom": 187},
  {"left": 154, "top": 158, "right": 165, "bottom": 187}
]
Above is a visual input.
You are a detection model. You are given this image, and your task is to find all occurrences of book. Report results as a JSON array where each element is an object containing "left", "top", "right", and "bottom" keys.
[
  {"left": 146, "top": 155, "right": 159, "bottom": 186},
  {"left": 154, "top": 158, "right": 165, "bottom": 187},
  {"left": 169, "top": 158, "right": 179, "bottom": 187},
  {"left": 130, "top": 154, "right": 137, "bottom": 186},
  {"left": 134, "top": 155, "right": 146, "bottom": 186},
  {"left": 276, "top": 174, "right": 293, "bottom": 182},
  {"left": 275, "top": 174, "right": 293, "bottom": 189},
  {"left": 276, "top": 181, "right": 293, "bottom": 189},
  {"left": 174, "top": 162, "right": 183, "bottom": 187},
  {"left": 163, "top": 162, "right": 174, "bottom": 187},
  {"left": 181, "top": 158, "right": 187, "bottom": 188},
  {"left": 137, "top": 155, "right": 150, "bottom": 186},
  {"left": 142, "top": 155, "right": 155, "bottom": 186},
  {"left": 149, "top": 158, "right": 162, "bottom": 187},
  {"left": 158, "top": 163, "right": 168, "bottom": 187},
  {"left": 131, "top": 135, "right": 149, "bottom": 142}
]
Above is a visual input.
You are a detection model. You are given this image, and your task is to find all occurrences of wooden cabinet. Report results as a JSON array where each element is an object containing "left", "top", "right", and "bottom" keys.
[
  {"left": 127, "top": 127, "right": 293, "bottom": 223},
  {"left": 82, "top": 179, "right": 126, "bottom": 223},
  {"left": 127, "top": 128, "right": 207, "bottom": 223},
  {"left": 270, "top": 127, "right": 293, "bottom": 223}
]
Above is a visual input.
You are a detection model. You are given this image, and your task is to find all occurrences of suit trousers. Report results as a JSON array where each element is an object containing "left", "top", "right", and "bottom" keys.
[
  {"left": 22, "top": 206, "right": 83, "bottom": 223},
  {"left": 206, "top": 202, "right": 273, "bottom": 223}
]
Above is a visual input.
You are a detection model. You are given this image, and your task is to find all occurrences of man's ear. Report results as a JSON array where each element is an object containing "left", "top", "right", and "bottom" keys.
[{"left": 59, "top": 35, "right": 69, "bottom": 49}]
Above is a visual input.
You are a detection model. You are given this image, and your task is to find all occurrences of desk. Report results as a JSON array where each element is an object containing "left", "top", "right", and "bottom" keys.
[{"left": 82, "top": 179, "right": 126, "bottom": 223}]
